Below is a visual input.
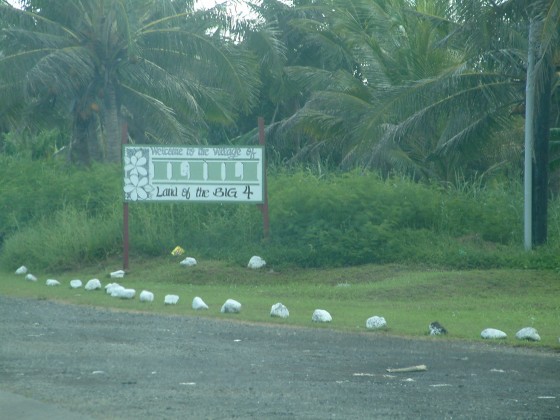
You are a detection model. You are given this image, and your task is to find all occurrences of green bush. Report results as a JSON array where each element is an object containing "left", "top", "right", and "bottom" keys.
[
  {"left": 128, "top": 202, "right": 263, "bottom": 259},
  {"left": 1, "top": 128, "right": 69, "bottom": 160},
  {"left": 265, "top": 171, "right": 556, "bottom": 268},
  {"left": 268, "top": 171, "right": 442, "bottom": 266},
  {"left": 435, "top": 179, "right": 522, "bottom": 242},
  {"left": 1, "top": 159, "right": 560, "bottom": 271},
  {"left": 0, "top": 206, "right": 121, "bottom": 271},
  {"left": 0, "top": 156, "right": 120, "bottom": 241}
]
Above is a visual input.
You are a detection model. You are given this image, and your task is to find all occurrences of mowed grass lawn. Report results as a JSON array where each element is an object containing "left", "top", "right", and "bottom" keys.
[{"left": 1, "top": 257, "right": 559, "bottom": 349}]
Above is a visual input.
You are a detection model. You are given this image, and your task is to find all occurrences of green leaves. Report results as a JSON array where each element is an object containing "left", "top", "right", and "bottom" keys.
[
  {"left": 0, "top": 0, "right": 262, "bottom": 162},
  {"left": 0, "top": 157, "right": 558, "bottom": 270},
  {"left": 261, "top": 0, "right": 559, "bottom": 188}
]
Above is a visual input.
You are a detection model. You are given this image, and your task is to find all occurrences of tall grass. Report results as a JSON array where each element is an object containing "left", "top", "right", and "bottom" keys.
[
  {"left": 265, "top": 170, "right": 535, "bottom": 268},
  {"left": 0, "top": 156, "right": 120, "bottom": 237},
  {"left": 129, "top": 202, "right": 263, "bottom": 259},
  {"left": 0, "top": 206, "right": 121, "bottom": 271},
  {"left": 1, "top": 157, "right": 560, "bottom": 271}
]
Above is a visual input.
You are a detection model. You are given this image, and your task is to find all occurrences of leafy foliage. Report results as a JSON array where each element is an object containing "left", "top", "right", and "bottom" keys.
[
  {"left": 0, "top": 155, "right": 120, "bottom": 241},
  {"left": 128, "top": 202, "right": 263, "bottom": 259},
  {"left": 270, "top": 0, "right": 533, "bottom": 182},
  {"left": 0, "top": 0, "right": 262, "bottom": 163},
  {"left": 266, "top": 170, "right": 526, "bottom": 267},
  {"left": 1, "top": 128, "right": 68, "bottom": 159},
  {"left": 1, "top": 1, "right": 560, "bottom": 267},
  {"left": 0, "top": 206, "right": 121, "bottom": 271},
  {"left": 1, "top": 160, "right": 559, "bottom": 271}
]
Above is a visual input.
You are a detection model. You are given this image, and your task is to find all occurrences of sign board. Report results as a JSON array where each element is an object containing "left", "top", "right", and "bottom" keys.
[{"left": 123, "top": 145, "right": 264, "bottom": 203}]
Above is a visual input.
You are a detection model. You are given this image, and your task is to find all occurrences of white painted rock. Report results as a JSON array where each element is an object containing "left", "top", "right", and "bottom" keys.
[
  {"left": 270, "top": 302, "right": 289, "bottom": 318},
  {"left": 481, "top": 328, "right": 507, "bottom": 339},
  {"left": 70, "top": 279, "right": 83, "bottom": 289},
  {"left": 110, "top": 270, "right": 125, "bottom": 279},
  {"left": 164, "top": 294, "right": 179, "bottom": 305},
  {"left": 46, "top": 279, "right": 61, "bottom": 286},
  {"left": 192, "top": 296, "right": 208, "bottom": 310},
  {"left": 117, "top": 288, "right": 136, "bottom": 299},
  {"left": 180, "top": 257, "right": 197, "bottom": 267},
  {"left": 85, "top": 279, "right": 102, "bottom": 291},
  {"left": 366, "top": 316, "right": 387, "bottom": 330},
  {"left": 221, "top": 299, "right": 242, "bottom": 313},
  {"left": 247, "top": 256, "right": 266, "bottom": 269},
  {"left": 429, "top": 321, "right": 447, "bottom": 335},
  {"left": 15, "top": 266, "right": 28, "bottom": 275},
  {"left": 515, "top": 327, "right": 541, "bottom": 342},
  {"left": 312, "top": 309, "right": 332, "bottom": 323},
  {"left": 110, "top": 285, "right": 126, "bottom": 297},
  {"left": 105, "top": 283, "right": 121, "bottom": 294},
  {"left": 25, "top": 274, "right": 37, "bottom": 282},
  {"left": 139, "top": 290, "right": 154, "bottom": 302}
]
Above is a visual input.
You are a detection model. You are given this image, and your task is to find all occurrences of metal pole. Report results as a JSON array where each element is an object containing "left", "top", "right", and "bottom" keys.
[
  {"left": 122, "top": 122, "right": 130, "bottom": 270},
  {"left": 524, "top": 18, "right": 537, "bottom": 251}
]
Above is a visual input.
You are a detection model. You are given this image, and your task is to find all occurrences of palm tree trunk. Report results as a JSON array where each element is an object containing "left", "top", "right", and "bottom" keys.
[
  {"left": 103, "top": 82, "right": 121, "bottom": 163},
  {"left": 87, "top": 113, "right": 104, "bottom": 162},
  {"left": 70, "top": 112, "right": 93, "bottom": 165}
]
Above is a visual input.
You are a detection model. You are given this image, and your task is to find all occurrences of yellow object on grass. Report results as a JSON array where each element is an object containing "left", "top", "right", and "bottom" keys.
[{"left": 171, "top": 246, "right": 185, "bottom": 256}]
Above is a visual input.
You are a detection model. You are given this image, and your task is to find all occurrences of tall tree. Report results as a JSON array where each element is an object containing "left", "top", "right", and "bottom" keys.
[
  {"left": 278, "top": 0, "right": 529, "bottom": 179},
  {"left": 456, "top": 0, "right": 558, "bottom": 247},
  {"left": 0, "top": 0, "right": 260, "bottom": 163},
  {"left": 281, "top": 0, "right": 558, "bottom": 245},
  {"left": 231, "top": 0, "right": 331, "bottom": 167}
]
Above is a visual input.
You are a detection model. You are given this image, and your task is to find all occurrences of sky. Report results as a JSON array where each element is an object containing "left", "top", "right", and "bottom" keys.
[
  {"left": 197, "top": 0, "right": 255, "bottom": 18},
  {"left": 4, "top": 0, "right": 260, "bottom": 21},
  {"left": 5, "top": 0, "right": 259, "bottom": 13},
  {"left": 4, "top": 0, "right": 284, "bottom": 26}
]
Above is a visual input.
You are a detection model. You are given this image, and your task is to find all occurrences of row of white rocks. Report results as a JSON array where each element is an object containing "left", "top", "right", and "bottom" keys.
[
  {"left": 427, "top": 321, "right": 541, "bottom": 341},
  {"left": 13, "top": 263, "right": 552, "bottom": 341},
  {"left": 481, "top": 327, "right": 542, "bottom": 342},
  {"left": 179, "top": 256, "right": 266, "bottom": 269}
]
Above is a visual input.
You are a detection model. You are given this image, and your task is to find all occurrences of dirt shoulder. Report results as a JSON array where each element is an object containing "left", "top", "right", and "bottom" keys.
[{"left": 0, "top": 296, "right": 558, "bottom": 419}]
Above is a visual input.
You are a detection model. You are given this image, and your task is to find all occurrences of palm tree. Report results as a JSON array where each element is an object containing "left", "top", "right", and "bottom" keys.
[
  {"left": 0, "top": 0, "right": 261, "bottom": 163},
  {"left": 232, "top": 0, "right": 333, "bottom": 168},
  {"left": 278, "top": 0, "right": 526, "bottom": 179},
  {"left": 450, "top": 0, "right": 559, "bottom": 247},
  {"left": 282, "top": 0, "right": 558, "bottom": 245}
]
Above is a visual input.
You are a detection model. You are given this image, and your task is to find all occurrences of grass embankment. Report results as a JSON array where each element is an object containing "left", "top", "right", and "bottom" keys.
[{"left": 1, "top": 258, "right": 559, "bottom": 349}]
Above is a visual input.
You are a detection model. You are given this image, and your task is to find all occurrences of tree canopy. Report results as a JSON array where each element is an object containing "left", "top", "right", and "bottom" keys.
[
  {"left": 0, "top": 0, "right": 262, "bottom": 163},
  {"left": 1, "top": 0, "right": 559, "bottom": 243}
]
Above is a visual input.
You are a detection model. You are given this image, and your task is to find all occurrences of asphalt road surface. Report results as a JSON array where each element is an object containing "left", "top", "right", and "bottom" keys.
[{"left": 0, "top": 296, "right": 558, "bottom": 419}]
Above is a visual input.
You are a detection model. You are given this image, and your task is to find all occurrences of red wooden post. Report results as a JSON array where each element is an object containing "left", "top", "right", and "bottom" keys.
[
  {"left": 122, "top": 122, "right": 130, "bottom": 271},
  {"left": 258, "top": 117, "right": 270, "bottom": 241}
]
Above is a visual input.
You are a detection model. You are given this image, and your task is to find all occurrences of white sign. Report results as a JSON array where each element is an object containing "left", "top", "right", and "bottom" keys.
[{"left": 123, "top": 145, "right": 264, "bottom": 203}]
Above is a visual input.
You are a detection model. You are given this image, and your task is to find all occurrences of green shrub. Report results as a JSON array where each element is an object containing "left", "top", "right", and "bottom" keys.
[
  {"left": 1, "top": 159, "right": 560, "bottom": 271},
  {"left": 436, "top": 179, "right": 522, "bottom": 242},
  {"left": 267, "top": 171, "right": 443, "bottom": 266},
  {"left": 128, "top": 202, "right": 262, "bottom": 259},
  {"left": 1, "top": 128, "right": 69, "bottom": 160},
  {"left": 0, "top": 206, "right": 121, "bottom": 271},
  {"left": 0, "top": 156, "right": 120, "bottom": 241}
]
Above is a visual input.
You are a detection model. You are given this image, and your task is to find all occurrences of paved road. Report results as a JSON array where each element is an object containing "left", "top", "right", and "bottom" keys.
[
  {"left": 0, "top": 390, "right": 95, "bottom": 420},
  {"left": 0, "top": 296, "right": 559, "bottom": 419}
]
